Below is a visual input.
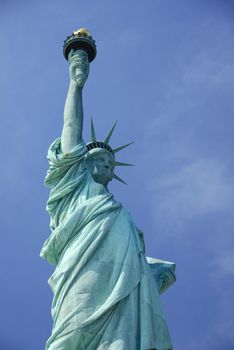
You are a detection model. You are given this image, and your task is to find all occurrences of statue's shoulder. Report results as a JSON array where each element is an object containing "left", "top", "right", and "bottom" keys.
[{"left": 47, "top": 138, "right": 87, "bottom": 164}]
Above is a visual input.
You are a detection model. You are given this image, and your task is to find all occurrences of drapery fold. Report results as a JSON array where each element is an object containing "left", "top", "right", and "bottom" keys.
[{"left": 41, "top": 138, "right": 174, "bottom": 350}]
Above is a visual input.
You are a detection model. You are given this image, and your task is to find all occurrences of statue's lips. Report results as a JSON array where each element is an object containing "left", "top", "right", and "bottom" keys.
[
  {"left": 94, "top": 170, "right": 106, "bottom": 175},
  {"left": 93, "top": 170, "right": 108, "bottom": 179}
]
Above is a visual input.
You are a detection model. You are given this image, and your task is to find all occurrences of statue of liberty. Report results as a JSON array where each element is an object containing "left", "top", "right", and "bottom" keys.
[{"left": 40, "top": 28, "right": 175, "bottom": 350}]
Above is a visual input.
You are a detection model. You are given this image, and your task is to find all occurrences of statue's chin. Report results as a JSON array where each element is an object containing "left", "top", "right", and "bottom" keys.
[{"left": 92, "top": 173, "right": 108, "bottom": 186}]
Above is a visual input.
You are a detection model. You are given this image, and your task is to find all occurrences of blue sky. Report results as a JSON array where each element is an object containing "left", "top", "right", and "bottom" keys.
[{"left": 1, "top": 0, "right": 234, "bottom": 349}]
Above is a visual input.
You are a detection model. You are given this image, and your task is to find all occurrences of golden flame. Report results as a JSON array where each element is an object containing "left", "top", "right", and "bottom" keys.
[{"left": 73, "top": 28, "right": 91, "bottom": 37}]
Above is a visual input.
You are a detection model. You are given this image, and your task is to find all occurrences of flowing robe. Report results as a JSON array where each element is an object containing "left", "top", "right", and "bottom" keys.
[{"left": 40, "top": 139, "right": 173, "bottom": 350}]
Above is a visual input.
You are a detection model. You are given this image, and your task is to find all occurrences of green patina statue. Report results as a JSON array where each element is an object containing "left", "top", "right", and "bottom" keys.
[{"left": 40, "top": 28, "right": 175, "bottom": 350}]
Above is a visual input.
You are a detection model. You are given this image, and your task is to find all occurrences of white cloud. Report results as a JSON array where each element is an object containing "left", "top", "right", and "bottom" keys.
[
  {"left": 148, "top": 158, "right": 234, "bottom": 233},
  {"left": 138, "top": 17, "right": 234, "bottom": 235},
  {"left": 212, "top": 250, "right": 234, "bottom": 277},
  {"left": 182, "top": 55, "right": 234, "bottom": 85},
  {"left": 181, "top": 18, "right": 234, "bottom": 86}
]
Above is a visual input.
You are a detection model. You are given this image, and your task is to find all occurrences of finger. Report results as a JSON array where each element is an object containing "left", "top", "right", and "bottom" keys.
[
  {"left": 70, "top": 61, "right": 79, "bottom": 72},
  {"left": 68, "top": 49, "right": 74, "bottom": 62}
]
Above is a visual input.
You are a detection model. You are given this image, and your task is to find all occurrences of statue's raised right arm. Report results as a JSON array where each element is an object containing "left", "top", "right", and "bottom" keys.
[{"left": 61, "top": 49, "right": 90, "bottom": 153}]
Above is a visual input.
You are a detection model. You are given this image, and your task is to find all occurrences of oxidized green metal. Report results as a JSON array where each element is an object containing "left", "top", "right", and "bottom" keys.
[
  {"left": 41, "top": 29, "right": 175, "bottom": 350},
  {"left": 63, "top": 28, "right": 97, "bottom": 62}
]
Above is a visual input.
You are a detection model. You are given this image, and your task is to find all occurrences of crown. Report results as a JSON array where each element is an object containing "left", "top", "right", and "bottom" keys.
[
  {"left": 63, "top": 28, "right": 97, "bottom": 62},
  {"left": 86, "top": 119, "right": 134, "bottom": 184}
]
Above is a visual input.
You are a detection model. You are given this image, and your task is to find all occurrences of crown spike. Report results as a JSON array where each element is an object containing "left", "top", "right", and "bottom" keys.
[
  {"left": 91, "top": 117, "right": 97, "bottom": 142},
  {"left": 104, "top": 121, "right": 117, "bottom": 144},
  {"left": 113, "top": 173, "right": 127, "bottom": 185},
  {"left": 112, "top": 142, "right": 134, "bottom": 154},
  {"left": 115, "top": 161, "right": 134, "bottom": 167}
]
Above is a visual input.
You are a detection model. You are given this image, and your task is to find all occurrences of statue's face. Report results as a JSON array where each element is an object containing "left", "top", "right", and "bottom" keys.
[
  {"left": 86, "top": 151, "right": 114, "bottom": 187},
  {"left": 69, "top": 49, "right": 90, "bottom": 87}
]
